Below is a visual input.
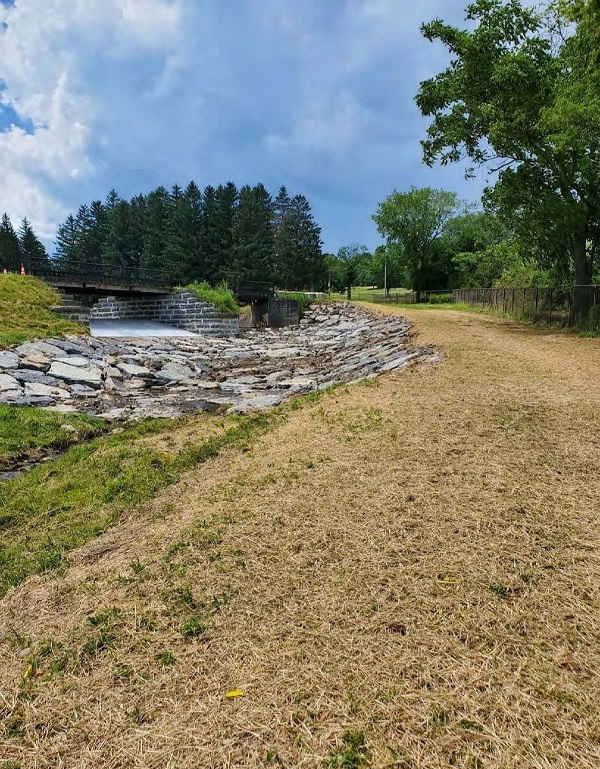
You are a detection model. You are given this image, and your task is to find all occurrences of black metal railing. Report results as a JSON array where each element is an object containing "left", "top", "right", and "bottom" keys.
[{"left": 17, "top": 257, "right": 180, "bottom": 289}]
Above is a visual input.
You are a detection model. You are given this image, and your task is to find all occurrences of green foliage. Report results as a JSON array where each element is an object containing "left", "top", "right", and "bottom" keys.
[
  {"left": 452, "top": 238, "right": 521, "bottom": 289},
  {"left": 184, "top": 281, "right": 239, "bottom": 316},
  {"left": 0, "top": 273, "right": 85, "bottom": 347},
  {"left": 428, "top": 292, "right": 453, "bottom": 304},
  {"left": 0, "top": 405, "right": 106, "bottom": 462},
  {"left": 323, "top": 731, "right": 369, "bottom": 768},
  {"left": 274, "top": 187, "right": 325, "bottom": 290},
  {"left": 416, "top": 0, "right": 600, "bottom": 304},
  {"left": 180, "top": 616, "right": 206, "bottom": 638},
  {"left": 373, "top": 187, "right": 458, "bottom": 290},
  {"left": 53, "top": 180, "right": 327, "bottom": 291}
]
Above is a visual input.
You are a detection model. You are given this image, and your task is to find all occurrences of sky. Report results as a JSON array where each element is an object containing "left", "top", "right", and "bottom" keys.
[{"left": 0, "top": 0, "right": 487, "bottom": 255}]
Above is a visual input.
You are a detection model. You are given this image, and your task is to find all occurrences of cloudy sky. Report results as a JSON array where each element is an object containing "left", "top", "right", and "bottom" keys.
[{"left": 0, "top": 0, "right": 486, "bottom": 254}]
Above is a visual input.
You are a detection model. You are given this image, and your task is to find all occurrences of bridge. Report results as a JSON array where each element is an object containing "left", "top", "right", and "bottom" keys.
[{"left": 20, "top": 257, "right": 274, "bottom": 303}]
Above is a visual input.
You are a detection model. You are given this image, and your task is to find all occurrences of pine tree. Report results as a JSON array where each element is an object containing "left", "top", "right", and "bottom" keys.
[
  {"left": 0, "top": 213, "right": 22, "bottom": 271},
  {"left": 231, "top": 184, "right": 274, "bottom": 283},
  {"left": 287, "top": 195, "right": 324, "bottom": 289},
  {"left": 18, "top": 218, "right": 48, "bottom": 268},
  {"left": 273, "top": 186, "right": 293, "bottom": 285},
  {"left": 82, "top": 200, "right": 108, "bottom": 263},
  {"left": 272, "top": 186, "right": 291, "bottom": 230},
  {"left": 214, "top": 182, "right": 238, "bottom": 283},
  {"left": 55, "top": 215, "right": 79, "bottom": 265},
  {"left": 142, "top": 187, "right": 170, "bottom": 272},
  {"left": 201, "top": 185, "right": 221, "bottom": 283},
  {"left": 162, "top": 184, "right": 189, "bottom": 279},
  {"left": 181, "top": 181, "right": 203, "bottom": 283},
  {"left": 102, "top": 200, "right": 137, "bottom": 272}
]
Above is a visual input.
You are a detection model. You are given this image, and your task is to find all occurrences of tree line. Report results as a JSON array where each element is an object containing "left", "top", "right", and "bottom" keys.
[
  {"left": 344, "top": 0, "right": 600, "bottom": 317},
  {"left": 0, "top": 214, "right": 49, "bottom": 272},
  {"left": 53, "top": 182, "right": 325, "bottom": 289}
]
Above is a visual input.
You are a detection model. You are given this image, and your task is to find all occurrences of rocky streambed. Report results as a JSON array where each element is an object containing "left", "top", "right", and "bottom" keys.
[{"left": 0, "top": 304, "right": 437, "bottom": 421}]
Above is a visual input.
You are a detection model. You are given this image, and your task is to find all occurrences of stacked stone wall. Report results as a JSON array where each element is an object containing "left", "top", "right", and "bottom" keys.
[
  {"left": 268, "top": 298, "right": 300, "bottom": 327},
  {"left": 89, "top": 290, "right": 240, "bottom": 336}
]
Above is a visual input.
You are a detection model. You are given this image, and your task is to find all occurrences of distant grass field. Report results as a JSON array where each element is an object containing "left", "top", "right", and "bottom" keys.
[{"left": 0, "top": 273, "right": 86, "bottom": 347}]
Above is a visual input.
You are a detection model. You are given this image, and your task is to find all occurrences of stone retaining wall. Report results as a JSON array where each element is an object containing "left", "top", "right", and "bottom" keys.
[
  {"left": 269, "top": 298, "right": 300, "bottom": 327},
  {"left": 90, "top": 290, "right": 240, "bottom": 336}
]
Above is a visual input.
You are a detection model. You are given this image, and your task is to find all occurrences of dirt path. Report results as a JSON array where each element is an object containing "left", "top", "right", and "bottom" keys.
[{"left": 2, "top": 308, "right": 600, "bottom": 768}]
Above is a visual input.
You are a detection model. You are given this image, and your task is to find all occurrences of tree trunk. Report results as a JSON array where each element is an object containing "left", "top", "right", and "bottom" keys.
[{"left": 573, "top": 214, "right": 593, "bottom": 323}]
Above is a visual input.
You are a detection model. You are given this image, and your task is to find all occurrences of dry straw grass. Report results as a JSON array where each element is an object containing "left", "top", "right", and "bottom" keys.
[{"left": 2, "top": 307, "right": 600, "bottom": 768}]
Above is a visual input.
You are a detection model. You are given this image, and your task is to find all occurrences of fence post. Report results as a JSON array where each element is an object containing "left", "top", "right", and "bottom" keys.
[{"left": 549, "top": 287, "right": 553, "bottom": 325}]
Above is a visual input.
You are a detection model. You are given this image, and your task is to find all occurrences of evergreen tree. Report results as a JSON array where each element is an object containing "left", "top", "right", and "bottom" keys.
[
  {"left": 55, "top": 215, "right": 79, "bottom": 265},
  {"left": 181, "top": 181, "right": 203, "bottom": 282},
  {"left": 161, "top": 184, "right": 189, "bottom": 279},
  {"left": 201, "top": 185, "right": 221, "bottom": 283},
  {"left": 0, "top": 213, "right": 22, "bottom": 271},
  {"left": 102, "top": 199, "right": 137, "bottom": 270},
  {"left": 18, "top": 218, "right": 48, "bottom": 267},
  {"left": 286, "top": 195, "right": 324, "bottom": 289},
  {"left": 231, "top": 184, "right": 274, "bottom": 283},
  {"left": 142, "top": 186, "right": 170, "bottom": 272},
  {"left": 273, "top": 186, "right": 293, "bottom": 284},
  {"left": 82, "top": 200, "right": 108, "bottom": 263},
  {"left": 214, "top": 182, "right": 238, "bottom": 283}
]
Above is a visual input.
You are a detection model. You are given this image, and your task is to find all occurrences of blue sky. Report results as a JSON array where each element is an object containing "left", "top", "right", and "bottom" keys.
[{"left": 0, "top": 0, "right": 486, "bottom": 254}]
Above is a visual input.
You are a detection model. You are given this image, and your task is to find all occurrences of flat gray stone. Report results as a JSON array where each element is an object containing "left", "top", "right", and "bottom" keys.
[
  {"left": 49, "top": 339, "right": 90, "bottom": 354},
  {"left": 12, "top": 370, "right": 60, "bottom": 385},
  {"left": 20, "top": 355, "right": 50, "bottom": 371},
  {"left": 15, "top": 341, "right": 66, "bottom": 359},
  {"left": 54, "top": 356, "right": 92, "bottom": 368},
  {"left": 24, "top": 382, "right": 71, "bottom": 400},
  {"left": 154, "top": 362, "right": 195, "bottom": 382},
  {"left": 117, "top": 362, "right": 152, "bottom": 378},
  {"left": 0, "top": 351, "right": 19, "bottom": 369},
  {"left": 48, "top": 361, "right": 103, "bottom": 387},
  {"left": 0, "top": 373, "right": 20, "bottom": 392}
]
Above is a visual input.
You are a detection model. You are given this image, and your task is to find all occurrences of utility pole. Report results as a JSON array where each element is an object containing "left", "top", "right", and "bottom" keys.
[{"left": 384, "top": 256, "right": 387, "bottom": 296}]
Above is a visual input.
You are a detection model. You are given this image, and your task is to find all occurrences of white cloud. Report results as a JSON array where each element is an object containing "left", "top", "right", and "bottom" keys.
[
  {"left": 0, "top": 0, "right": 478, "bottom": 253},
  {"left": 0, "top": 0, "right": 183, "bottom": 238}
]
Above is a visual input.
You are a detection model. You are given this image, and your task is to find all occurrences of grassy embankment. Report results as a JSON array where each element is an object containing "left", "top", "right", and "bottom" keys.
[
  {"left": 184, "top": 281, "right": 239, "bottom": 315},
  {"left": 1, "top": 306, "right": 600, "bottom": 767},
  {"left": 0, "top": 273, "right": 85, "bottom": 347},
  {"left": 0, "top": 395, "right": 328, "bottom": 597},
  {"left": 0, "top": 406, "right": 106, "bottom": 466},
  {"left": 0, "top": 275, "right": 100, "bottom": 472}
]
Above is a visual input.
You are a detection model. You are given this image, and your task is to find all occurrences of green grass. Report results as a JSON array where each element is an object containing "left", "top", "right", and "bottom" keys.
[
  {"left": 323, "top": 731, "right": 369, "bottom": 768},
  {"left": 0, "top": 405, "right": 106, "bottom": 463},
  {"left": 0, "top": 274, "right": 85, "bottom": 348},
  {"left": 0, "top": 411, "right": 283, "bottom": 596},
  {"left": 183, "top": 281, "right": 239, "bottom": 316}
]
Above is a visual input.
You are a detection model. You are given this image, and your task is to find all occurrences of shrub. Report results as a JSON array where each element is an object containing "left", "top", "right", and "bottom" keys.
[
  {"left": 183, "top": 281, "right": 239, "bottom": 316},
  {"left": 428, "top": 292, "right": 453, "bottom": 304}
]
